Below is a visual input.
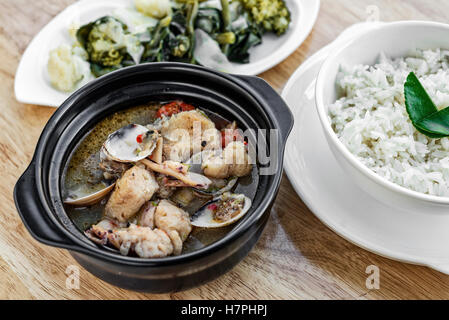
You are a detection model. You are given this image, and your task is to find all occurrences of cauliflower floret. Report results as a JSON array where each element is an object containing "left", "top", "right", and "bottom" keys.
[
  {"left": 135, "top": 0, "right": 171, "bottom": 19},
  {"left": 47, "top": 44, "right": 91, "bottom": 92}
]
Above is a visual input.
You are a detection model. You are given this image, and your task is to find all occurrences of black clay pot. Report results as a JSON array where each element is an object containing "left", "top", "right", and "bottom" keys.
[{"left": 14, "top": 62, "right": 293, "bottom": 293}]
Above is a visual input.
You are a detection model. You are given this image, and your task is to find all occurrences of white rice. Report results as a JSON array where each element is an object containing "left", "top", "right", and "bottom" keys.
[{"left": 329, "top": 49, "right": 449, "bottom": 197}]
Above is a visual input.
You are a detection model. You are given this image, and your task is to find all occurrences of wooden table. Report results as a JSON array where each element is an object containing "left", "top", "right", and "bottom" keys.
[{"left": 2, "top": 0, "right": 449, "bottom": 300}]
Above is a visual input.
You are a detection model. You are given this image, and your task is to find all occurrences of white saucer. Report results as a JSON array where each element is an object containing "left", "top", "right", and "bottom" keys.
[
  {"left": 15, "top": 0, "right": 320, "bottom": 107},
  {"left": 282, "top": 23, "right": 449, "bottom": 275}
]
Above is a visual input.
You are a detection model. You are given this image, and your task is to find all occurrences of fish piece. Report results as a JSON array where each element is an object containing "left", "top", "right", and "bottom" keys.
[
  {"left": 202, "top": 155, "right": 230, "bottom": 179},
  {"left": 136, "top": 201, "right": 157, "bottom": 229},
  {"left": 105, "top": 166, "right": 159, "bottom": 222},
  {"left": 224, "top": 141, "right": 252, "bottom": 177},
  {"left": 85, "top": 219, "right": 121, "bottom": 245},
  {"left": 86, "top": 219, "right": 175, "bottom": 258},
  {"left": 202, "top": 141, "right": 252, "bottom": 179},
  {"left": 155, "top": 200, "right": 192, "bottom": 242},
  {"left": 150, "top": 137, "right": 163, "bottom": 164},
  {"left": 161, "top": 110, "right": 221, "bottom": 162},
  {"left": 111, "top": 225, "right": 174, "bottom": 258}
]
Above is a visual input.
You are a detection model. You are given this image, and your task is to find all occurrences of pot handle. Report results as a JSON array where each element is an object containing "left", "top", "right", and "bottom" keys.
[
  {"left": 14, "top": 162, "right": 76, "bottom": 250},
  {"left": 232, "top": 74, "right": 294, "bottom": 143}
]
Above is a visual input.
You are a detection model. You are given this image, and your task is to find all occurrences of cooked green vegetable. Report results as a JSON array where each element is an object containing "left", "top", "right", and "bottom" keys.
[
  {"left": 141, "top": 6, "right": 195, "bottom": 63},
  {"left": 195, "top": 8, "right": 222, "bottom": 34},
  {"left": 171, "top": 34, "right": 191, "bottom": 57},
  {"left": 135, "top": 0, "right": 171, "bottom": 19},
  {"left": 77, "top": 16, "right": 143, "bottom": 77},
  {"left": 227, "top": 25, "right": 261, "bottom": 63},
  {"left": 141, "top": 15, "right": 172, "bottom": 62},
  {"left": 221, "top": 0, "right": 232, "bottom": 29},
  {"left": 47, "top": 44, "right": 92, "bottom": 92},
  {"left": 239, "top": 0, "right": 291, "bottom": 35},
  {"left": 196, "top": 0, "right": 262, "bottom": 64},
  {"left": 186, "top": 0, "right": 200, "bottom": 62},
  {"left": 404, "top": 72, "right": 449, "bottom": 138},
  {"left": 226, "top": 1, "right": 262, "bottom": 63},
  {"left": 50, "top": 0, "right": 292, "bottom": 92},
  {"left": 76, "top": 1, "right": 289, "bottom": 70},
  {"left": 216, "top": 32, "right": 236, "bottom": 45}
]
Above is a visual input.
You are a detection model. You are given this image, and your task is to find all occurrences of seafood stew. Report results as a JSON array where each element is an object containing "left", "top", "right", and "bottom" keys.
[{"left": 63, "top": 101, "right": 258, "bottom": 259}]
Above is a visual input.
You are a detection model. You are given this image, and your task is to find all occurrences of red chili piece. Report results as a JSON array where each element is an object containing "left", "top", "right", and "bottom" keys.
[
  {"left": 156, "top": 101, "right": 195, "bottom": 119},
  {"left": 208, "top": 204, "right": 218, "bottom": 211},
  {"left": 221, "top": 129, "right": 244, "bottom": 148}
]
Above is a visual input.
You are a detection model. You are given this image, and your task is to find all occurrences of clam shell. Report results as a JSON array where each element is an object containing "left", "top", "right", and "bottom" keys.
[
  {"left": 103, "top": 124, "right": 159, "bottom": 163},
  {"left": 191, "top": 193, "right": 251, "bottom": 228},
  {"left": 64, "top": 183, "right": 115, "bottom": 206},
  {"left": 194, "top": 177, "right": 238, "bottom": 197}
]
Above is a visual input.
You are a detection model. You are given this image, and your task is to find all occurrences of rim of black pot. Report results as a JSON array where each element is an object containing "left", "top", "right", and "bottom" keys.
[{"left": 32, "top": 62, "right": 290, "bottom": 267}]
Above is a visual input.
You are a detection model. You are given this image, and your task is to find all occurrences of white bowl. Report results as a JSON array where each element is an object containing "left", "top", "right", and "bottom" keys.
[{"left": 315, "top": 21, "right": 449, "bottom": 213}]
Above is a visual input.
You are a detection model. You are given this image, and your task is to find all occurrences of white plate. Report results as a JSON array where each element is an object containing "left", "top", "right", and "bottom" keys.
[
  {"left": 15, "top": 0, "right": 320, "bottom": 107},
  {"left": 282, "top": 23, "right": 449, "bottom": 275}
]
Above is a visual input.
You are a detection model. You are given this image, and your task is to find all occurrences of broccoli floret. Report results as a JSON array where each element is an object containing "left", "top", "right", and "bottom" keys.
[
  {"left": 77, "top": 16, "right": 143, "bottom": 75},
  {"left": 237, "top": 0, "right": 291, "bottom": 35},
  {"left": 77, "top": 17, "right": 128, "bottom": 67}
]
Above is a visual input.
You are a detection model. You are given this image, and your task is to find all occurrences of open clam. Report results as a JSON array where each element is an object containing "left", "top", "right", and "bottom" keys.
[
  {"left": 194, "top": 177, "right": 238, "bottom": 197},
  {"left": 103, "top": 124, "right": 159, "bottom": 163},
  {"left": 191, "top": 192, "right": 252, "bottom": 228},
  {"left": 64, "top": 182, "right": 116, "bottom": 206},
  {"left": 99, "top": 146, "right": 131, "bottom": 180}
]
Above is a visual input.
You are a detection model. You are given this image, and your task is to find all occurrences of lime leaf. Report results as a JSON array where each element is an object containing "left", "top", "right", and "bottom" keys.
[
  {"left": 404, "top": 72, "right": 449, "bottom": 138},
  {"left": 416, "top": 107, "right": 449, "bottom": 137},
  {"left": 404, "top": 72, "right": 438, "bottom": 123}
]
